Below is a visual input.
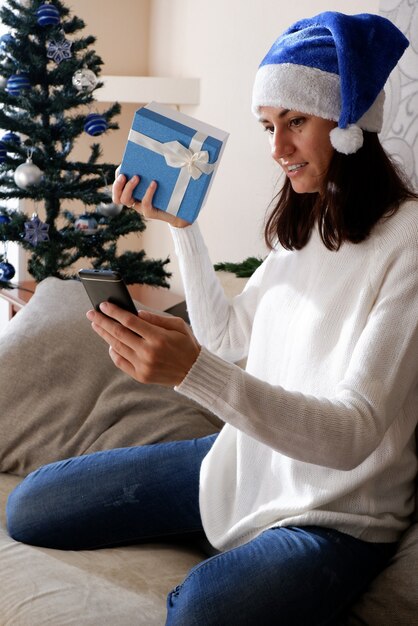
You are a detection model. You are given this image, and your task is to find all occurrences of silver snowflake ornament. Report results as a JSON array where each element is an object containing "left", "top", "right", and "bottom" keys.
[
  {"left": 47, "top": 38, "right": 72, "bottom": 64},
  {"left": 24, "top": 215, "right": 50, "bottom": 246}
]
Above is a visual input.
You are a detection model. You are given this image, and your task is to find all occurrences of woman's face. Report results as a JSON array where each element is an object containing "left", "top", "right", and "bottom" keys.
[{"left": 259, "top": 107, "right": 336, "bottom": 194}]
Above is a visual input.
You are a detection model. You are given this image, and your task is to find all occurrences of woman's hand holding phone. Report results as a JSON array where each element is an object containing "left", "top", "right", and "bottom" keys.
[{"left": 86, "top": 302, "right": 201, "bottom": 387}]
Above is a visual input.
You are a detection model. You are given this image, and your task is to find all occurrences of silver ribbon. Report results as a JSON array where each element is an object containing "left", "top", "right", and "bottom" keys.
[{"left": 128, "top": 129, "right": 216, "bottom": 215}]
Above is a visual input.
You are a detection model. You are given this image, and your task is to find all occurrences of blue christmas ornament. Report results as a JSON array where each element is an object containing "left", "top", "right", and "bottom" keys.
[
  {"left": 24, "top": 214, "right": 50, "bottom": 246},
  {"left": 0, "top": 142, "right": 6, "bottom": 164},
  {"left": 84, "top": 113, "right": 108, "bottom": 137},
  {"left": 0, "top": 261, "right": 15, "bottom": 280},
  {"left": 0, "top": 214, "right": 10, "bottom": 224},
  {"left": 0, "top": 34, "right": 14, "bottom": 52},
  {"left": 1, "top": 132, "right": 21, "bottom": 147},
  {"left": 6, "top": 73, "right": 30, "bottom": 96},
  {"left": 36, "top": 4, "right": 60, "bottom": 27}
]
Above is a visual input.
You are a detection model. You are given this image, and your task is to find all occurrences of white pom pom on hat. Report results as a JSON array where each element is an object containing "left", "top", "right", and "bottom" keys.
[
  {"left": 252, "top": 12, "right": 409, "bottom": 154},
  {"left": 330, "top": 124, "right": 363, "bottom": 154}
]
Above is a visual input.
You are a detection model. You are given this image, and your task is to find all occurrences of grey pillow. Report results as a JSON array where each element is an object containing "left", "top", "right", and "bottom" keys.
[
  {"left": 343, "top": 428, "right": 418, "bottom": 624},
  {"left": 345, "top": 523, "right": 418, "bottom": 626},
  {"left": 0, "top": 277, "right": 222, "bottom": 476}
]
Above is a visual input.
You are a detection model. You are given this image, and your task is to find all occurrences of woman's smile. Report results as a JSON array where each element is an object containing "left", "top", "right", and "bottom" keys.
[{"left": 282, "top": 161, "right": 308, "bottom": 175}]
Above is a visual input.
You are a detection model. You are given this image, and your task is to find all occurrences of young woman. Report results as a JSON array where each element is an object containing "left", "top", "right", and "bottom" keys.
[{"left": 7, "top": 12, "right": 418, "bottom": 625}]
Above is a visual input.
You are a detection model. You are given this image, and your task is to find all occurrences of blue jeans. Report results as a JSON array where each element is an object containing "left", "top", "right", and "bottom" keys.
[{"left": 6, "top": 434, "right": 395, "bottom": 626}]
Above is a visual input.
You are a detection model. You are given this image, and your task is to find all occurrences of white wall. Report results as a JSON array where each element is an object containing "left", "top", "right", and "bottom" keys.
[{"left": 145, "top": 0, "right": 379, "bottom": 294}]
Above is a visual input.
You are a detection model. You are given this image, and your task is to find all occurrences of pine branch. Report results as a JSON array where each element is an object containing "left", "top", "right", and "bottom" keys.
[{"left": 214, "top": 257, "right": 264, "bottom": 278}]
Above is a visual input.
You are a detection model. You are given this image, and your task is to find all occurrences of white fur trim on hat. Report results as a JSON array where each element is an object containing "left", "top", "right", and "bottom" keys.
[
  {"left": 252, "top": 63, "right": 385, "bottom": 135},
  {"left": 356, "top": 90, "right": 385, "bottom": 132},
  {"left": 252, "top": 63, "right": 341, "bottom": 121}
]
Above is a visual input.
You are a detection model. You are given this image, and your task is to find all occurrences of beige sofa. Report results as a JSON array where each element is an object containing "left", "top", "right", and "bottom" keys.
[{"left": 0, "top": 277, "right": 416, "bottom": 625}]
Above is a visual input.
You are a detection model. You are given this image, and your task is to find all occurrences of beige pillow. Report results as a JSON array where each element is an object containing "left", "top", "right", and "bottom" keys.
[
  {"left": 346, "top": 523, "right": 418, "bottom": 625},
  {"left": 0, "top": 277, "right": 222, "bottom": 476}
]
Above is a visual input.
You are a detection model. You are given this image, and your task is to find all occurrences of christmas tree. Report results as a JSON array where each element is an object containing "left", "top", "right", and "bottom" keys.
[{"left": 0, "top": 0, "right": 170, "bottom": 289}]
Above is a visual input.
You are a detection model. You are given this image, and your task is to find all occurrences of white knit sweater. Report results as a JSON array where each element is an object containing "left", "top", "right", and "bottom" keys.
[{"left": 171, "top": 201, "right": 418, "bottom": 551}]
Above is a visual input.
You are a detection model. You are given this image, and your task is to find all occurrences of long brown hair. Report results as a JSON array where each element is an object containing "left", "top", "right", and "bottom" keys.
[{"left": 264, "top": 132, "right": 417, "bottom": 251}]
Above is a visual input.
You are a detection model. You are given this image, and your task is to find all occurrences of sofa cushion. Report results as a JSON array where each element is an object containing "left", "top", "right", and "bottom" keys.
[
  {"left": 0, "top": 472, "right": 204, "bottom": 626},
  {"left": 0, "top": 277, "right": 222, "bottom": 476},
  {"left": 344, "top": 523, "right": 418, "bottom": 626}
]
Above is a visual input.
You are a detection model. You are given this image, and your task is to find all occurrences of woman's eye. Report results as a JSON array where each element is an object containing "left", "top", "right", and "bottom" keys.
[
  {"left": 289, "top": 117, "right": 305, "bottom": 128},
  {"left": 263, "top": 126, "right": 274, "bottom": 135}
]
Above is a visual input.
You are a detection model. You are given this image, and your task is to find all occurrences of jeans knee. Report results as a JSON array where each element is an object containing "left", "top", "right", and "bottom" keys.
[
  {"left": 166, "top": 582, "right": 205, "bottom": 626},
  {"left": 6, "top": 481, "right": 34, "bottom": 544},
  {"left": 165, "top": 557, "right": 236, "bottom": 626},
  {"left": 6, "top": 470, "right": 58, "bottom": 547}
]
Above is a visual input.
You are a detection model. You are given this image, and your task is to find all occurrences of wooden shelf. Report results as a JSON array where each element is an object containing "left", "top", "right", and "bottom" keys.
[
  {"left": 95, "top": 76, "right": 200, "bottom": 105},
  {"left": 0, "top": 281, "right": 35, "bottom": 318}
]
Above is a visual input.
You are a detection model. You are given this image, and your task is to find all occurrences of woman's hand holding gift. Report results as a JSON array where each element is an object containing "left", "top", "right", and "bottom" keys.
[{"left": 113, "top": 169, "right": 191, "bottom": 229}]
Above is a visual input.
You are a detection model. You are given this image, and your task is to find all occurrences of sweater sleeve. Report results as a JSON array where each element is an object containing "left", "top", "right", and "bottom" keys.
[
  {"left": 171, "top": 214, "right": 418, "bottom": 472},
  {"left": 170, "top": 222, "right": 265, "bottom": 363}
]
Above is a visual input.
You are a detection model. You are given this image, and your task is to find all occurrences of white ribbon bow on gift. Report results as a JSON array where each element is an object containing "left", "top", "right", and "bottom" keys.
[
  {"left": 128, "top": 129, "right": 216, "bottom": 215},
  {"left": 162, "top": 141, "right": 215, "bottom": 180}
]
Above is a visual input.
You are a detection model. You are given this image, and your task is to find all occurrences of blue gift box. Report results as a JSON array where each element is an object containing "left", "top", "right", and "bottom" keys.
[{"left": 120, "top": 102, "right": 229, "bottom": 222}]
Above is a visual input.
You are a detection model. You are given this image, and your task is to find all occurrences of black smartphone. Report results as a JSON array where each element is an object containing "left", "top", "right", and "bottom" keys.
[{"left": 78, "top": 269, "right": 137, "bottom": 315}]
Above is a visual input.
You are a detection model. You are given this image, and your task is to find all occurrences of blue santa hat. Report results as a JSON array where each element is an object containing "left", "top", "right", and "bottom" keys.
[{"left": 252, "top": 12, "right": 409, "bottom": 154}]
